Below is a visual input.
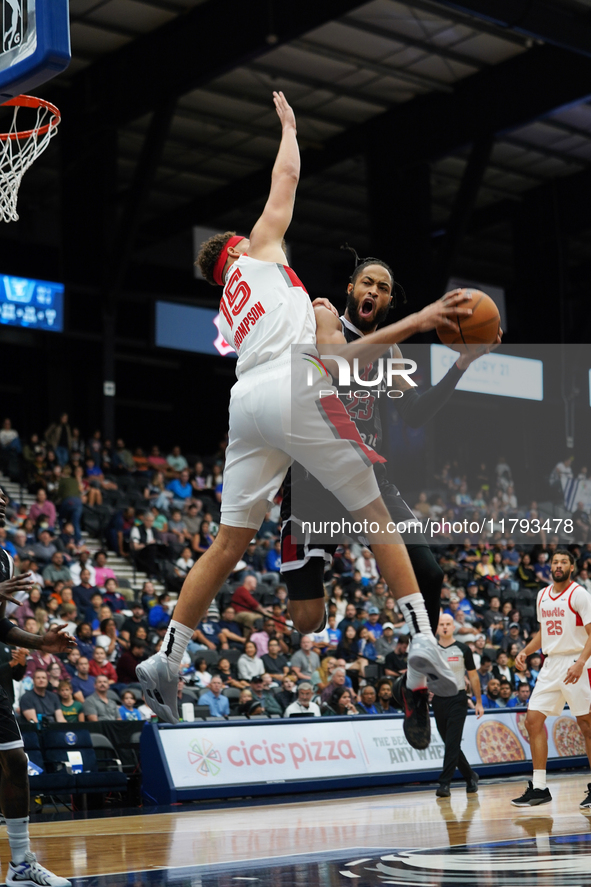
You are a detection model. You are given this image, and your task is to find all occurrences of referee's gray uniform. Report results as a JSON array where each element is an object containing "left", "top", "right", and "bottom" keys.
[{"left": 432, "top": 640, "right": 475, "bottom": 787}]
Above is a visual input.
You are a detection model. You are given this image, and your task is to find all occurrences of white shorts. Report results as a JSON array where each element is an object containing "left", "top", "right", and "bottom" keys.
[
  {"left": 221, "top": 354, "right": 382, "bottom": 530},
  {"left": 528, "top": 653, "right": 591, "bottom": 717}
]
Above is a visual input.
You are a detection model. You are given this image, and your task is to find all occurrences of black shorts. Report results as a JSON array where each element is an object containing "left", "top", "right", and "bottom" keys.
[
  {"left": 280, "top": 462, "right": 430, "bottom": 573},
  {"left": 0, "top": 685, "right": 23, "bottom": 750}
]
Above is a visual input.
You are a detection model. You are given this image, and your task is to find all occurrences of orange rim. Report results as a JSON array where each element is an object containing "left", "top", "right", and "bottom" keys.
[{"left": 0, "top": 94, "right": 61, "bottom": 141}]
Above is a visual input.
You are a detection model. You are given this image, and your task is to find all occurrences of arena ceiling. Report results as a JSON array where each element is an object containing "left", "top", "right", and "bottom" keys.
[{"left": 6, "top": 0, "right": 591, "bottom": 327}]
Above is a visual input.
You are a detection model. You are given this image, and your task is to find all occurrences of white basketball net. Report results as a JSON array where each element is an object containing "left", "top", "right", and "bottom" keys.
[{"left": 0, "top": 97, "right": 60, "bottom": 223}]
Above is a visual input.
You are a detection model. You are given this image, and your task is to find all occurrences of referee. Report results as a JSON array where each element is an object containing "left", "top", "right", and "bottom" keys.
[{"left": 432, "top": 613, "right": 483, "bottom": 798}]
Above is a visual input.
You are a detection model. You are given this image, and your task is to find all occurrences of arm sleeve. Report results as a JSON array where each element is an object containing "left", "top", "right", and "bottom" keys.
[{"left": 396, "top": 362, "right": 466, "bottom": 428}]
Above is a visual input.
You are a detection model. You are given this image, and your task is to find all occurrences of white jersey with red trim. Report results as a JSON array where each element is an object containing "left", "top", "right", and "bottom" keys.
[
  {"left": 537, "top": 581, "right": 591, "bottom": 656},
  {"left": 218, "top": 255, "right": 316, "bottom": 378}
]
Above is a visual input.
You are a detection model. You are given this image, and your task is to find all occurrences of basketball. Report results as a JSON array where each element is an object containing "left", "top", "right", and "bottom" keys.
[{"left": 437, "top": 288, "right": 500, "bottom": 347}]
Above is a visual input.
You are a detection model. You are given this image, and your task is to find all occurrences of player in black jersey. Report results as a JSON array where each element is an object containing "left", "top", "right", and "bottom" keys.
[
  {"left": 280, "top": 253, "right": 500, "bottom": 747},
  {"left": 0, "top": 489, "right": 74, "bottom": 886}
]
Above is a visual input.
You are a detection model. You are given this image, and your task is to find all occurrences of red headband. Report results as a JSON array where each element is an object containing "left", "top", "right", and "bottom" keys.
[{"left": 213, "top": 235, "right": 245, "bottom": 287}]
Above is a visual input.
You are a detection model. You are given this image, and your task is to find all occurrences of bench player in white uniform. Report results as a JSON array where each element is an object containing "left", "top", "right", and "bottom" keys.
[
  {"left": 512, "top": 549, "right": 591, "bottom": 808},
  {"left": 137, "top": 92, "right": 473, "bottom": 724}
]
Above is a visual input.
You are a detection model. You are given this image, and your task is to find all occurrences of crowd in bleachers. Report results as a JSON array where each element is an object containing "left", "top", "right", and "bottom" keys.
[{"left": 0, "top": 414, "right": 590, "bottom": 726}]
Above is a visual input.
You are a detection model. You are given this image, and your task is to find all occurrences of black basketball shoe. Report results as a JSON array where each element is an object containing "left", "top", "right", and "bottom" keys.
[
  {"left": 0, "top": 548, "right": 14, "bottom": 582},
  {"left": 395, "top": 675, "right": 431, "bottom": 750},
  {"left": 580, "top": 783, "right": 591, "bottom": 809},
  {"left": 511, "top": 781, "right": 552, "bottom": 807},
  {"left": 466, "top": 771, "right": 479, "bottom": 794}
]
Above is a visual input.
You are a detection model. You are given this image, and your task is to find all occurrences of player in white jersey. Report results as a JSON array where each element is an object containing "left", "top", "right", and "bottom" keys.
[
  {"left": 137, "top": 92, "right": 473, "bottom": 724},
  {"left": 511, "top": 549, "right": 591, "bottom": 808}
]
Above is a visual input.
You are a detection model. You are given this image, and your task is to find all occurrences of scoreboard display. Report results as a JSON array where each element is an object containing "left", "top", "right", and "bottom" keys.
[{"left": 0, "top": 274, "right": 64, "bottom": 332}]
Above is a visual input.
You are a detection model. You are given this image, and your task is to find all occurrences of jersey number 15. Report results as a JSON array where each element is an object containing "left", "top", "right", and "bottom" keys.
[{"left": 220, "top": 268, "right": 251, "bottom": 329}]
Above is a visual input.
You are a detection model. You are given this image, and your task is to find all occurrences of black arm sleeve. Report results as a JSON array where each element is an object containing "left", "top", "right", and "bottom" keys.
[{"left": 396, "top": 361, "right": 466, "bottom": 428}]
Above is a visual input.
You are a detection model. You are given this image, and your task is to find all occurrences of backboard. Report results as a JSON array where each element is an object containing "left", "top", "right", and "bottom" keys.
[{"left": 0, "top": 1, "right": 70, "bottom": 102}]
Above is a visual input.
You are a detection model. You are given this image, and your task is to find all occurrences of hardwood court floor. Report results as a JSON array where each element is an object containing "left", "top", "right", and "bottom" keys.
[{"left": 4, "top": 772, "right": 591, "bottom": 885}]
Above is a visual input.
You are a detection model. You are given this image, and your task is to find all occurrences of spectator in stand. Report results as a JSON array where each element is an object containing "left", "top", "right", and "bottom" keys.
[
  {"left": 25, "top": 647, "right": 68, "bottom": 680},
  {"left": 193, "top": 658, "right": 212, "bottom": 689},
  {"left": 116, "top": 640, "right": 146, "bottom": 685},
  {"left": 572, "top": 502, "right": 590, "bottom": 544},
  {"left": 375, "top": 623, "right": 397, "bottom": 659},
  {"left": 20, "top": 670, "right": 66, "bottom": 723},
  {"left": 243, "top": 541, "right": 265, "bottom": 576},
  {"left": 14, "top": 586, "right": 43, "bottom": 630},
  {"left": 91, "top": 605, "right": 113, "bottom": 635},
  {"left": 63, "top": 647, "right": 80, "bottom": 678},
  {"left": 44, "top": 413, "right": 72, "bottom": 466},
  {"left": 199, "top": 675, "right": 230, "bottom": 717},
  {"left": 471, "top": 634, "right": 487, "bottom": 670},
  {"left": 70, "top": 550, "right": 96, "bottom": 587},
  {"left": 112, "top": 439, "right": 135, "bottom": 474},
  {"left": 175, "top": 546, "right": 194, "bottom": 581},
  {"left": 320, "top": 666, "right": 354, "bottom": 705},
  {"left": 275, "top": 675, "right": 297, "bottom": 712},
  {"left": 130, "top": 514, "right": 162, "bottom": 579},
  {"left": 71, "top": 657, "right": 96, "bottom": 701},
  {"left": 577, "top": 568, "right": 591, "bottom": 594},
  {"left": 250, "top": 618, "right": 288, "bottom": 658},
  {"left": 75, "top": 622, "right": 95, "bottom": 660},
  {"left": 120, "top": 601, "right": 148, "bottom": 647},
  {"left": 166, "top": 469, "right": 193, "bottom": 510},
  {"left": 261, "top": 638, "right": 289, "bottom": 680},
  {"left": 535, "top": 552, "right": 551, "bottom": 587},
  {"left": 213, "top": 656, "right": 248, "bottom": 690},
  {"left": 119, "top": 690, "right": 143, "bottom": 721},
  {"left": 516, "top": 553, "right": 539, "bottom": 589},
  {"left": 237, "top": 640, "right": 264, "bottom": 682},
  {"left": 495, "top": 679, "right": 513, "bottom": 708},
  {"left": 176, "top": 678, "right": 195, "bottom": 716},
  {"left": 365, "top": 607, "right": 384, "bottom": 642},
  {"left": 31, "top": 529, "right": 57, "bottom": 567},
  {"left": 502, "top": 622, "right": 526, "bottom": 655},
  {"left": 338, "top": 603, "right": 363, "bottom": 635},
  {"left": 0, "top": 417, "right": 20, "bottom": 458},
  {"left": 93, "top": 550, "right": 117, "bottom": 589},
  {"left": 507, "top": 682, "right": 531, "bottom": 708},
  {"left": 183, "top": 502, "right": 203, "bottom": 540},
  {"left": 84, "top": 675, "right": 122, "bottom": 721},
  {"left": 265, "top": 540, "right": 281, "bottom": 575},
  {"left": 481, "top": 677, "right": 501, "bottom": 709},
  {"left": 356, "top": 685, "right": 379, "bottom": 714},
  {"left": 88, "top": 646, "right": 117, "bottom": 684},
  {"left": 193, "top": 519, "right": 214, "bottom": 558},
  {"left": 148, "top": 593, "right": 171, "bottom": 629},
  {"left": 502, "top": 539, "right": 521, "bottom": 571},
  {"left": 56, "top": 465, "right": 84, "bottom": 544},
  {"left": 166, "top": 445, "right": 188, "bottom": 476},
  {"left": 291, "top": 635, "right": 321, "bottom": 682},
  {"left": 528, "top": 653, "right": 543, "bottom": 685},
  {"left": 57, "top": 680, "right": 85, "bottom": 722},
  {"left": 42, "top": 551, "right": 72, "bottom": 590},
  {"left": 29, "top": 488, "right": 57, "bottom": 530},
  {"left": 376, "top": 679, "right": 397, "bottom": 713},
  {"left": 231, "top": 575, "right": 272, "bottom": 630},
  {"left": 217, "top": 606, "right": 246, "bottom": 651},
  {"left": 477, "top": 655, "right": 493, "bottom": 692},
  {"left": 96, "top": 617, "right": 123, "bottom": 663},
  {"left": 384, "top": 636, "right": 409, "bottom": 677},
  {"left": 355, "top": 548, "right": 379, "bottom": 585},
  {"left": 492, "top": 650, "right": 513, "bottom": 684},
  {"left": 323, "top": 686, "right": 359, "bottom": 716},
  {"left": 284, "top": 682, "right": 321, "bottom": 717}
]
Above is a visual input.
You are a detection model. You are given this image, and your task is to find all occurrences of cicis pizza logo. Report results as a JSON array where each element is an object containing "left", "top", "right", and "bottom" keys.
[{"left": 188, "top": 737, "right": 223, "bottom": 777}]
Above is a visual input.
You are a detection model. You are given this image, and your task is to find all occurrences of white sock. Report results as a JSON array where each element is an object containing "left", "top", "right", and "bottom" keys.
[
  {"left": 397, "top": 593, "right": 435, "bottom": 641},
  {"left": 406, "top": 665, "right": 428, "bottom": 691},
  {"left": 6, "top": 816, "right": 30, "bottom": 864},
  {"left": 158, "top": 620, "right": 194, "bottom": 673},
  {"left": 532, "top": 769, "right": 547, "bottom": 791}
]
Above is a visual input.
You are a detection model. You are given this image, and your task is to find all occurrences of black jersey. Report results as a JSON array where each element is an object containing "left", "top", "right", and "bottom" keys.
[{"left": 338, "top": 316, "right": 388, "bottom": 453}]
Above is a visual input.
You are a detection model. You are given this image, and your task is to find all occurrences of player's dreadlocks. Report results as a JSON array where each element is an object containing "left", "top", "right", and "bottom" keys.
[{"left": 340, "top": 243, "right": 407, "bottom": 307}]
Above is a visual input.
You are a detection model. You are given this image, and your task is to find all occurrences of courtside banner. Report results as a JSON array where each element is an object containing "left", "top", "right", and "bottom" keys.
[{"left": 142, "top": 710, "right": 586, "bottom": 802}]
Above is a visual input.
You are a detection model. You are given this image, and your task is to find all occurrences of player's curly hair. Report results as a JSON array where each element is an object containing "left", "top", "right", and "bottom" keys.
[
  {"left": 340, "top": 243, "right": 406, "bottom": 307},
  {"left": 552, "top": 548, "right": 575, "bottom": 565},
  {"left": 196, "top": 231, "right": 236, "bottom": 286}
]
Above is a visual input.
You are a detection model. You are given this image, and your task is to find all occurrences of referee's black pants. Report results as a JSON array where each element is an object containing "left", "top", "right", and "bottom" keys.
[{"left": 431, "top": 689, "right": 473, "bottom": 785}]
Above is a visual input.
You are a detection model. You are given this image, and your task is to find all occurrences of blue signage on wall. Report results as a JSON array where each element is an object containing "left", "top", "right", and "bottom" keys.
[{"left": 0, "top": 275, "right": 64, "bottom": 332}]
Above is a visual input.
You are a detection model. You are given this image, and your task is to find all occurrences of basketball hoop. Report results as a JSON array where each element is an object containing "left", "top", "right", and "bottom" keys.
[{"left": 0, "top": 95, "right": 61, "bottom": 223}]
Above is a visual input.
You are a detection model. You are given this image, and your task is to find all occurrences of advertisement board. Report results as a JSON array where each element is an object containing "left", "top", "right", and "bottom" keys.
[{"left": 142, "top": 710, "right": 586, "bottom": 803}]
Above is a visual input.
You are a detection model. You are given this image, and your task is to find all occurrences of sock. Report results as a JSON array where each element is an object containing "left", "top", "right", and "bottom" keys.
[
  {"left": 532, "top": 769, "right": 547, "bottom": 791},
  {"left": 406, "top": 664, "right": 428, "bottom": 691},
  {"left": 159, "top": 620, "right": 194, "bottom": 673},
  {"left": 397, "top": 593, "right": 435, "bottom": 641},
  {"left": 6, "top": 817, "right": 30, "bottom": 864}
]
